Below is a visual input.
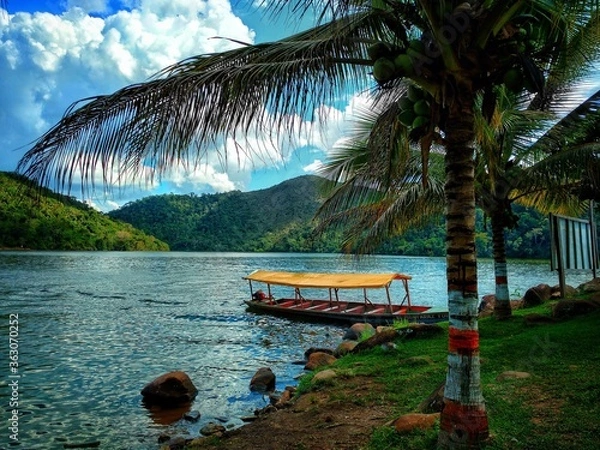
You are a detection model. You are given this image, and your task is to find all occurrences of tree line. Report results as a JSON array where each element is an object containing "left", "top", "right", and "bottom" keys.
[{"left": 108, "top": 174, "right": 562, "bottom": 258}]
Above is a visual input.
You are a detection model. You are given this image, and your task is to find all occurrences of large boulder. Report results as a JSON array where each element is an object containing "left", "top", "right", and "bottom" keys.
[
  {"left": 552, "top": 298, "right": 600, "bottom": 319},
  {"left": 304, "top": 352, "right": 337, "bottom": 370},
  {"left": 351, "top": 328, "right": 398, "bottom": 353},
  {"left": 522, "top": 284, "right": 552, "bottom": 308},
  {"left": 141, "top": 371, "right": 198, "bottom": 407},
  {"left": 249, "top": 367, "right": 276, "bottom": 393},
  {"left": 578, "top": 278, "right": 600, "bottom": 294},
  {"left": 550, "top": 284, "right": 577, "bottom": 299},
  {"left": 304, "top": 347, "right": 334, "bottom": 360}
]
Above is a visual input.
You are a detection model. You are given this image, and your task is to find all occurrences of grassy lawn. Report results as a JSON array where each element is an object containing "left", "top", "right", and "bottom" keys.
[{"left": 298, "top": 302, "right": 600, "bottom": 449}]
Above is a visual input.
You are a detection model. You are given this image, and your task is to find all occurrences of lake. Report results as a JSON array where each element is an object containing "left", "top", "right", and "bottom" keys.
[{"left": 0, "top": 252, "right": 593, "bottom": 449}]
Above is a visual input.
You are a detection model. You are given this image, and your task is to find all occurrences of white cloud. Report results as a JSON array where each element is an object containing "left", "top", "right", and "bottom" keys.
[
  {"left": 303, "top": 159, "right": 323, "bottom": 173},
  {"left": 0, "top": 0, "right": 256, "bottom": 172}
]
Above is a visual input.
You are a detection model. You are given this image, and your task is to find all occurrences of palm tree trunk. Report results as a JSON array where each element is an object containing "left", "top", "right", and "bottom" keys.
[
  {"left": 491, "top": 214, "right": 512, "bottom": 319},
  {"left": 438, "top": 83, "right": 489, "bottom": 449}
]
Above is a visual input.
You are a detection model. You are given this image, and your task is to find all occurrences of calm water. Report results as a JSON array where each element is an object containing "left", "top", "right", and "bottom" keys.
[{"left": 0, "top": 252, "right": 593, "bottom": 449}]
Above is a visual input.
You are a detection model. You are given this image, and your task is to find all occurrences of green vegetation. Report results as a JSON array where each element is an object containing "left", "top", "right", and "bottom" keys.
[
  {"left": 108, "top": 175, "right": 342, "bottom": 252},
  {"left": 2, "top": 171, "right": 592, "bottom": 256},
  {"left": 0, "top": 172, "right": 169, "bottom": 251},
  {"left": 298, "top": 303, "right": 600, "bottom": 449},
  {"left": 108, "top": 175, "right": 558, "bottom": 257}
]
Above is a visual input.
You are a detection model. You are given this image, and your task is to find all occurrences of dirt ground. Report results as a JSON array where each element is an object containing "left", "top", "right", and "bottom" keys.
[{"left": 182, "top": 376, "right": 396, "bottom": 450}]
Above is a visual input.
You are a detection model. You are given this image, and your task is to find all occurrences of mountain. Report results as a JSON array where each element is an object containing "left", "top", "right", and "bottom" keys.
[
  {"left": 108, "top": 174, "right": 556, "bottom": 258},
  {"left": 108, "top": 175, "right": 340, "bottom": 252},
  {"left": 0, "top": 170, "right": 558, "bottom": 257},
  {"left": 0, "top": 172, "right": 169, "bottom": 251}
]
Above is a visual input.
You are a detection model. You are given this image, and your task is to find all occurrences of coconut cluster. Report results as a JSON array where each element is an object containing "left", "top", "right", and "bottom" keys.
[
  {"left": 368, "top": 14, "right": 547, "bottom": 96},
  {"left": 398, "top": 85, "right": 431, "bottom": 132},
  {"left": 369, "top": 39, "right": 424, "bottom": 84},
  {"left": 498, "top": 22, "right": 546, "bottom": 94}
]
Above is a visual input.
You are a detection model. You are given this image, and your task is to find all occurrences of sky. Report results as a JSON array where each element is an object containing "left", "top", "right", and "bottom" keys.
[{"left": 0, "top": 0, "right": 364, "bottom": 211}]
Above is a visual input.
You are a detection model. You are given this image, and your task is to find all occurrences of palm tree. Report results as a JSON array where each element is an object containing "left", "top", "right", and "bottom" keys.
[
  {"left": 476, "top": 89, "right": 600, "bottom": 319},
  {"left": 16, "top": 1, "right": 600, "bottom": 447},
  {"left": 318, "top": 87, "right": 600, "bottom": 322}
]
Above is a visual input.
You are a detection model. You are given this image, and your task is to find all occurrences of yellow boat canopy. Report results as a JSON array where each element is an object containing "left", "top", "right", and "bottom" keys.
[{"left": 243, "top": 270, "right": 411, "bottom": 289}]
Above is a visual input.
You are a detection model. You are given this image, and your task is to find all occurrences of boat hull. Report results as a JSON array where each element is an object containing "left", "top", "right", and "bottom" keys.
[{"left": 244, "top": 298, "right": 447, "bottom": 326}]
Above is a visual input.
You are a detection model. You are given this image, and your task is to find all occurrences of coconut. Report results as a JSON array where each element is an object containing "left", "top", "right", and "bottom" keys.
[
  {"left": 408, "top": 39, "right": 425, "bottom": 54},
  {"left": 413, "top": 99, "right": 430, "bottom": 116},
  {"left": 503, "top": 68, "right": 524, "bottom": 93},
  {"left": 412, "top": 116, "right": 430, "bottom": 129},
  {"left": 373, "top": 58, "right": 396, "bottom": 83},
  {"left": 399, "top": 109, "right": 416, "bottom": 127},
  {"left": 407, "top": 85, "right": 423, "bottom": 102},
  {"left": 394, "top": 54, "right": 414, "bottom": 76},
  {"left": 399, "top": 96, "right": 414, "bottom": 112},
  {"left": 368, "top": 42, "right": 392, "bottom": 62}
]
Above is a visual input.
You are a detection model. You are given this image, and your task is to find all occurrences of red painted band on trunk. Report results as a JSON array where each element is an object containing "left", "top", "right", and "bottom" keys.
[
  {"left": 495, "top": 276, "right": 508, "bottom": 284},
  {"left": 439, "top": 399, "right": 489, "bottom": 444},
  {"left": 448, "top": 327, "right": 479, "bottom": 355}
]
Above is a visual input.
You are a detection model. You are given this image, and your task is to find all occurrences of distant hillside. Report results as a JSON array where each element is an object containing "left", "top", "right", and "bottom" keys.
[
  {"left": 108, "top": 175, "right": 341, "bottom": 252},
  {"left": 0, "top": 172, "right": 169, "bottom": 251},
  {"left": 108, "top": 174, "right": 555, "bottom": 258}
]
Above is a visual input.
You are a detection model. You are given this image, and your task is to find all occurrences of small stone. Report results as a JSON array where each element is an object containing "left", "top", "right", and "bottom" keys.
[
  {"left": 393, "top": 413, "right": 440, "bottom": 433},
  {"left": 334, "top": 340, "right": 358, "bottom": 357},
  {"left": 343, "top": 323, "right": 375, "bottom": 341},
  {"left": 304, "top": 352, "right": 337, "bottom": 371},
  {"left": 250, "top": 367, "right": 276, "bottom": 392},
  {"left": 183, "top": 410, "right": 201, "bottom": 422},
  {"left": 274, "top": 388, "right": 294, "bottom": 408},
  {"left": 312, "top": 369, "right": 337, "bottom": 383},
  {"left": 496, "top": 371, "right": 531, "bottom": 381},
  {"left": 200, "top": 422, "right": 226, "bottom": 436},
  {"left": 157, "top": 433, "right": 170, "bottom": 443}
]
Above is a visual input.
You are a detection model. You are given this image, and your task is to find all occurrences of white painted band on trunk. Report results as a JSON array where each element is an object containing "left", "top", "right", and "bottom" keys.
[
  {"left": 444, "top": 353, "right": 485, "bottom": 404},
  {"left": 448, "top": 290, "right": 479, "bottom": 330},
  {"left": 495, "top": 283, "right": 509, "bottom": 301},
  {"left": 494, "top": 262, "right": 508, "bottom": 277}
]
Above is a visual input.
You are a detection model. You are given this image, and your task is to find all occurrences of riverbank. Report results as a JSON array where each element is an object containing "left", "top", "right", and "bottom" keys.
[{"left": 178, "top": 296, "right": 600, "bottom": 450}]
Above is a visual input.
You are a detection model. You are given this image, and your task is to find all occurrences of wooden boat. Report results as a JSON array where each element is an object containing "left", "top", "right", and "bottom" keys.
[{"left": 243, "top": 270, "right": 448, "bottom": 326}]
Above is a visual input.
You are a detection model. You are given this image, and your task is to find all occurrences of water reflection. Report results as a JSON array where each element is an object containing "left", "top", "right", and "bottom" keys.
[{"left": 143, "top": 402, "right": 192, "bottom": 426}]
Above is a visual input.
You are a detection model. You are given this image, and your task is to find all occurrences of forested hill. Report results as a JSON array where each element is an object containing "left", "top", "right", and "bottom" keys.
[
  {"left": 0, "top": 172, "right": 169, "bottom": 251},
  {"left": 108, "top": 174, "right": 556, "bottom": 258},
  {"left": 108, "top": 175, "right": 340, "bottom": 252}
]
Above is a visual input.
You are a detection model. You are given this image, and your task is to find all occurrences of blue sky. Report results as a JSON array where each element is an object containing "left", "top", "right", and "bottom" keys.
[{"left": 0, "top": 0, "right": 359, "bottom": 210}]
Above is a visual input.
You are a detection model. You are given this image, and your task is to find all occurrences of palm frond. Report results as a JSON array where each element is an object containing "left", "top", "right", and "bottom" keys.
[{"left": 18, "top": 11, "right": 391, "bottom": 193}]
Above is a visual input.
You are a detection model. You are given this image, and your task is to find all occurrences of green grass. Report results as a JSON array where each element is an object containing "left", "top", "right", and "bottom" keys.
[{"left": 299, "top": 301, "right": 600, "bottom": 449}]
